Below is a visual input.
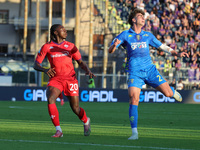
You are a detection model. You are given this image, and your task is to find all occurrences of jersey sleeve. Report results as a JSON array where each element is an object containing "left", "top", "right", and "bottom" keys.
[
  {"left": 35, "top": 44, "right": 48, "bottom": 64},
  {"left": 110, "top": 31, "right": 126, "bottom": 48},
  {"left": 71, "top": 45, "right": 81, "bottom": 60},
  {"left": 149, "top": 33, "right": 162, "bottom": 48}
]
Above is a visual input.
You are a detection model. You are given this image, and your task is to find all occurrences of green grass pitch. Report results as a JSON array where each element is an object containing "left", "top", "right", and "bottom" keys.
[{"left": 0, "top": 101, "right": 200, "bottom": 150}]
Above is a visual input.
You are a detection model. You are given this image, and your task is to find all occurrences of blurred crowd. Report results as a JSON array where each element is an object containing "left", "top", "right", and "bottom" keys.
[{"left": 112, "top": 0, "right": 200, "bottom": 89}]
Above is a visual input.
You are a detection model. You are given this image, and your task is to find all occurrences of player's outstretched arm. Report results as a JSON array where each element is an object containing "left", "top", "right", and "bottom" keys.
[
  {"left": 76, "top": 59, "right": 96, "bottom": 78},
  {"left": 159, "top": 44, "right": 189, "bottom": 58},
  {"left": 108, "top": 38, "right": 121, "bottom": 54}
]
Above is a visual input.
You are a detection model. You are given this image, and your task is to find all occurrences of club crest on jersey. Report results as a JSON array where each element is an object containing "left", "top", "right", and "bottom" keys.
[
  {"left": 131, "top": 42, "right": 147, "bottom": 50},
  {"left": 136, "top": 35, "right": 142, "bottom": 41},
  {"left": 64, "top": 44, "right": 69, "bottom": 48}
]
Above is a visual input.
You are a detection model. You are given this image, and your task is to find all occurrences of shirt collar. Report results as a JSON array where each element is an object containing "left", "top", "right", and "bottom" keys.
[{"left": 129, "top": 28, "right": 144, "bottom": 35}]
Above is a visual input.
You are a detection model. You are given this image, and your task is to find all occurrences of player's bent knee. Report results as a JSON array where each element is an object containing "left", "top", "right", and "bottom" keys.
[
  {"left": 164, "top": 91, "right": 173, "bottom": 97},
  {"left": 129, "top": 98, "right": 139, "bottom": 105}
]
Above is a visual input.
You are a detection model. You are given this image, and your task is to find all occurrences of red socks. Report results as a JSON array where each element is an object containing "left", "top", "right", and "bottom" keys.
[
  {"left": 48, "top": 104, "right": 88, "bottom": 125},
  {"left": 48, "top": 103, "right": 60, "bottom": 126},
  {"left": 78, "top": 107, "right": 88, "bottom": 124}
]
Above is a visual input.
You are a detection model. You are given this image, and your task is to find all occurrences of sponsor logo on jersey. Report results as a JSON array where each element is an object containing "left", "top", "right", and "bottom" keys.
[
  {"left": 131, "top": 42, "right": 147, "bottom": 50},
  {"left": 143, "top": 34, "right": 149, "bottom": 37},
  {"left": 50, "top": 51, "right": 69, "bottom": 58},
  {"left": 128, "top": 35, "right": 133, "bottom": 37}
]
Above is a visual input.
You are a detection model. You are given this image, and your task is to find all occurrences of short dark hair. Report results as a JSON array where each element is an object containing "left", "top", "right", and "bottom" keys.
[
  {"left": 50, "top": 24, "right": 61, "bottom": 41},
  {"left": 128, "top": 8, "right": 145, "bottom": 26}
]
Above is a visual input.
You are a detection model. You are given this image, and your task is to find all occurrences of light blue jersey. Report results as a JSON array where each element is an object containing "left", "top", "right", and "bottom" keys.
[
  {"left": 111, "top": 28, "right": 165, "bottom": 89},
  {"left": 111, "top": 28, "right": 162, "bottom": 73}
]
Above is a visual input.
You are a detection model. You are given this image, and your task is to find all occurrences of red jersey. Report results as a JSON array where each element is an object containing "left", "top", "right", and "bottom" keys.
[{"left": 35, "top": 41, "right": 81, "bottom": 79}]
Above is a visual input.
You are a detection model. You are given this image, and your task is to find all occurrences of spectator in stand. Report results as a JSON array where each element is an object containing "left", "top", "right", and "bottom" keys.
[
  {"left": 158, "top": 60, "right": 164, "bottom": 74},
  {"left": 192, "top": 82, "right": 198, "bottom": 90},
  {"left": 169, "top": 1, "right": 176, "bottom": 12},
  {"left": 175, "top": 59, "right": 182, "bottom": 80},
  {"left": 172, "top": 55, "right": 178, "bottom": 67},
  {"left": 110, "top": 5, "right": 117, "bottom": 24},
  {"left": 190, "top": 60, "right": 199, "bottom": 81},
  {"left": 182, "top": 42, "right": 188, "bottom": 51},
  {"left": 123, "top": 21, "right": 131, "bottom": 30},
  {"left": 195, "top": 31, "right": 200, "bottom": 41},
  {"left": 170, "top": 39, "right": 177, "bottom": 50},
  {"left": 175, "top": 26, "right": 183, "bottom": 37},
  {"left": 188, "top": 36, "right": 195, "bottom": 48},
  {"left": 178, "top": 9, "right": 184, "bottom": 19},
  {"left": 196, "top": 51, "right": 200, "bottom": 64},
  {"left": 117, "top": 0, "right": 124, "bottom": 17},
  {"left": 175, "top": 36, "right": 182, "bottom": 49},
  {"left": 191, "top": 53, "right": 197, "bottom": 63},
  {"left": 149, "top": 11, "right": 156, "bottom": 22},
  {"left": 197, "top": 5, "right": 200, "bottom": 14},
  {"left": 164, "top": 59, "right": 172, "bottom": 77},
  {"left": 193, "top": 17, "right": 200, "bottom": 32},
  {"left": 169, "top": 78, "right": 176, "bottom": 89},
  {"left": 183, "top": 34, "right": 189, "bottom": 43},
  {"left": 168, "top": 12, "right": 175, "bottom": 26},
  {"left": 144, "top": 9, "right": 150, "bottom": 20},
  {"left": 188, "top": 26, "right": 194, "bottom": 37},
  {"left": 164, "top": 20, "right": 170, "bottom": 29},
  {"left": 176, "top": 79, "right": 184, "bottom": 90},
  {"left": 137, "top": 0, "right": 145, "bottom": 10},
  {"left": 184, "top": 1, "right": 191, "bottom": 14},
  {"left": 175, "top": 16, "right": 181, "bottom": 29},
  {"left": 164, "top": 35, "right": 172, "bottom": 46},
  {"left": 152, "top": 6, "right": 158, "bottom": 15},
  {"left": 198, "top": 83, "right": 200, "bottom": 90},
  {"left": 164, "top": 2, "right": 171, "bottom": 15},
  {"left": 161, "top": 11, "right": 168, "bottom": 25},
  {"left": 157, "top": 6, "right": 163, "bottom": 18},
  {"left": 144, "top": 20, "right": 152, "bottom": 32},
  {"left": 152, "top": 16, "right": 159, "bottom": 36},
  {"left": 182, "top": 26, "right": 188, "bottom": 36},
  {"left": 159, "top": 25, "right": 165, "bottom": 40},
  {"left": 188, "top": 9, "right": 195, "bottom": 23}
]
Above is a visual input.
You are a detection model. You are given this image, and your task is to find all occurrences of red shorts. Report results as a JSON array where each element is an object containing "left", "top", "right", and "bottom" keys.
[{"left": 47, "top": 77, "right": 79, "bottom": 96}]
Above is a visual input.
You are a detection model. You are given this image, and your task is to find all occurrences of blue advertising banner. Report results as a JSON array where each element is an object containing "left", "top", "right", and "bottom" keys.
[{"left": 0, "top": 86, "right": 199, "bottom": 104}]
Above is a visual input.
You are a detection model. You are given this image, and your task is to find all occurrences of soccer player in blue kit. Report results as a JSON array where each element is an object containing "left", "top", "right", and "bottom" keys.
[{"left": 108, "top": 8, "right": 189, "bottom": 140}]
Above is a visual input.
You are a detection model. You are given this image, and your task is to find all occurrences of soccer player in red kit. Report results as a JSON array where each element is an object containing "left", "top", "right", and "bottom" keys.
[{"left": 34, "top": 24, "right": 95, "bottom": 137}]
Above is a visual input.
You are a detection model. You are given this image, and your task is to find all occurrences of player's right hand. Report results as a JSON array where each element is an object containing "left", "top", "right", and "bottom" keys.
[
  {"left": 45, "top": 68, "right": 56, "bottom": 78},
  {"left": 114, "top": 38, "right": 121, "bottom": 46}
]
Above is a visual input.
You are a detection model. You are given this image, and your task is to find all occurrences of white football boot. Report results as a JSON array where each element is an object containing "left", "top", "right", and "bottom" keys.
[
  {"left": 173, "top": 90, "right": 182, "bottom": 102},
  {"left": 128, "top": 133, "right": 138, "bottom": 140}
]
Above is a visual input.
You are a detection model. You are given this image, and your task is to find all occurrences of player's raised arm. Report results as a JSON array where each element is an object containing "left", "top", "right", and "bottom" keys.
[{"left": 108, "top": 38, "right": 121, "bottom": 53}]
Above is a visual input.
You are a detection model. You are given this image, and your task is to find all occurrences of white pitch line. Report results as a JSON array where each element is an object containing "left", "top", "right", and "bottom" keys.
[
  {"left": 0, "top": 139, "right": 193, "bottom": 150},
  {"left": 9, "top": 106, "right": 24, "bottom": 109}
]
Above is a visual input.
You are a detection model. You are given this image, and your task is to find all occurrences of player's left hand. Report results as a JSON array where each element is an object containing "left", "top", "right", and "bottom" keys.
[
  {"left": 85, "top": 70, "right": 96, "bottom": 78},
  {"left": 178, "top": 52, "right": 189, "bottom": 58}
]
